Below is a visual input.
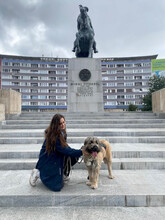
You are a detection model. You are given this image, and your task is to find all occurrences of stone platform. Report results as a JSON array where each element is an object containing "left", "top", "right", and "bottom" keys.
[{"left": 0, "top": 112, "right": 165, "bottom": 219}]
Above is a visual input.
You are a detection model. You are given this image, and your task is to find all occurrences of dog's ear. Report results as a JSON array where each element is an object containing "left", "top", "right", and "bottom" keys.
[{"left": 84, "top": 136, "right": 90, "bottom": 145}]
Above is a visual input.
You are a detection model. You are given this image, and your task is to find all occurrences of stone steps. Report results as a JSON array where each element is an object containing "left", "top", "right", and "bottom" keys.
[
  {"left": 2, "top": 123, "right": 165, "bottom": 129},
  {"left": 0, "top": 158, "right": 165, "bottom": 170},
  {"left": 0, "top": 143, "right": 164, "bottom": 159},
  {"left": 0, "top": 111, "right": 165, "bottom": 210},
  {"left": 1, "top": 207, "right": 165, "bottom": 220},
  {"left": 4, "top": 118, "right": 165, "bottom": 125},
  {"left": 1, "top": 128, "right": 165, "bottom": 137},
  {"left": 0, "top": 136, "right": 165, "bottom": 144},
  {"left": 0, "top": 170, "right": 165, "bottom": 207}
]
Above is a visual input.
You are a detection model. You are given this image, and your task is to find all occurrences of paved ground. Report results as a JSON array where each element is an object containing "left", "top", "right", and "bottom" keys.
[{"left": 0, "top": 207, "right": 165, "bottom": 220}]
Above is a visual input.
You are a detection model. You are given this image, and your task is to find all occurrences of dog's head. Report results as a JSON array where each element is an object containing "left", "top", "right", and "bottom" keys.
[{"left": 82, "top": 136, "right": 101, "bottom": 157}]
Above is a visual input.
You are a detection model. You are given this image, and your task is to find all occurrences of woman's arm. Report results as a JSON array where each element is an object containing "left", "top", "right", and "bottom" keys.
[{"left": 56, "top": 139, "right": 82, "bottom": 158}]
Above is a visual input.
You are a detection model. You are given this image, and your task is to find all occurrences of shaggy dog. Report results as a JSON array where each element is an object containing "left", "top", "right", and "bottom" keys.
[{"left": 82, "top": 136, "right": 114, "bottom": 189}]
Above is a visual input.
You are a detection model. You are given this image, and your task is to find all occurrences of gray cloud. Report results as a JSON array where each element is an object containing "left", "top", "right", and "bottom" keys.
[{"left": 0, "top": 0, "right": 165, "bottom": 58}]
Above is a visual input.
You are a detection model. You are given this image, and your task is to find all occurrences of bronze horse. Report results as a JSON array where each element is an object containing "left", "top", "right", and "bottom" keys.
[{"left": 72, "top": 5, "right": 98, "bottom": 58}]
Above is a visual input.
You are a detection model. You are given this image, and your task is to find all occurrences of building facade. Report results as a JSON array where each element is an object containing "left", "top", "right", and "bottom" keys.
[{"left": 0, "top": 54, "right": 157, "bottom": 111}]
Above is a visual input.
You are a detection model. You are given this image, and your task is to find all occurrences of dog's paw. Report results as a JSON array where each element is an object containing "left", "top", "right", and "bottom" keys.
[
  {"left": 90, "top": 184, "right": 98, "bottom": 189},
  {"left": 86, "top": 181, "right": 92, "bottom": 186},
  {"left": 108, "top": 175, "right": 115, "bottom": 179}
]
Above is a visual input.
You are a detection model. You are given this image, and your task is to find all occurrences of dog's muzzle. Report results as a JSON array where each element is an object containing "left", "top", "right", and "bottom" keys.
[{"left": 86, "top": 145, "right": 100, "bottom": 157}]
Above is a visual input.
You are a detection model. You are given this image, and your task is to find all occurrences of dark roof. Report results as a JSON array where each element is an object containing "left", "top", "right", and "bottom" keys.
[
  {"left": 101, "top": 55, "right": 158, "bottom": 62},
  {"left": 0, "top": 54, "right": 158, "bottom": 62}
]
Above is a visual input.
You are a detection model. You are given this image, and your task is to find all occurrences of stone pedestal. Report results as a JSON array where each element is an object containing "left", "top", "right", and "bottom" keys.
[{"left": 67, "top": 58, "right": 104, "bottom": 112}]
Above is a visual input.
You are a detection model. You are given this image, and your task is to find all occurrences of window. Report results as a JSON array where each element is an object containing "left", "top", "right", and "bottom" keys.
[
  {"left": 57, "top": 64, "right": 65, "bottom": 68},
  {"left": 3, "top": 68, "right": 10, "bottom": 72},
  {"left": 125, "top": 63, "right": 133, "bottom": 68},
  {"left": 56, "top": 96, "right": 66, "bottom": 99},
  {"left": 107, "top": 95, "right": 117, "bottom": 99},
  {"left": 126, "top": 89, "right": 132, "bottom": 93},
  {"left": 39, "top": 96, "right": 47, "bottom": 99},
  {"left": 107, "top": 82, "right": 116, "bottom": 86},
  {"left": 22, "top": 102, "right": 30, "bottom": 105},
  {"left": 125, "top": 95, "right": 134, "bottom": 99},
  {"left": 117, "top": 64, "right": 124, "bottom": 68},
  {"left": 22, "top": 76, "right": 30, "bottom": 80},
  {"left": 134, "top": 69, "right": 143, "bottom": 73},
  {"left": 56, "top": 102, "right": 66, "bottom": 106},
  {"left": 31, "top": 96, "right": 38, "bottom": 99},
  {"left": 117, "top": 70, "right": 124, "bottom": 74},
  {"left": 117, "top": 76, "right": 124, "bottom": 80},
  {"left": 125, "top": 82, "right": 134, "bottom": 86},
  {"left": 49, "top": 71, "right": 56, "bottom": 74},
  {"left": 135, "top": 82, "right": 142, "bottom": 86},
  {"left": 56, "top": 89, "right": 66, "bottom": 93},
  {"left": 49, "top": 83, "right": 57, "bottom": 87},
  {"left": 22, "top": 95, "right": 30, "bottom": 99},
  {"left": 107, "top": 70, "right": 116, "bottom": 74},
  {"left": 105, "top": 101, "right": 116, "bottom": 105},
  {"left": 124, "top": 69, "right": 133, "bottom": 74},
  {"left": 40, "top": 83, "right": 48, "bottom": 86},
  {"left": 117, "top": 95, "right": 124, "bottom": 99},
  {"left": 117, "top": 89, "right": 124, "bottom": 93},
  {"left": 2, "top": 75, "right": 11, "bottom": 79},
  {"left": 58, "top": 83, "right": 67, "bottom": 87},
  {"left": 31, "top": 77, "right": 38, "bottom": 80},
  {"left": 12, "top": 63, "right": 20, "bottom": 67},
  {"left": 31, "top": 64, "right": 38, "bottom": 68},
  {"left": 56, "top": 70, "right": 66, "bottom": 75},
  {"left": 31, "top": 102, "right": 38, "bottom": 106},
  {"left": 2, "top": 81, "right": 11, "bottom": 85},
  {"left": 134, "top": 63, "right": 142, "bottom": 67},
  {"left": 40, "top": 89, "right": 48, "bottom": 93},
  {"left": 31, "top": 89, "right": 38, "bottom": 93},
  {"left": 117, "top": 83, "right": 124, "bottom": 86},
  {"left": 21, "top": 82, "right": 29, "bottom": 86},
  {"left": 143, "top": 62, "right": 150, "bottom": 67},
  {"left": 31, "top": 83, "right": 38, "bottom": 87},
  {"left": 21, "top": 89, "right": 30, "bottom": 92}
]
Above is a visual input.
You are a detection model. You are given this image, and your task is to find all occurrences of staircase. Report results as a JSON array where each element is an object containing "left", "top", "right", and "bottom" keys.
[{"left": 0, "top": 112, "right": 165, "bottom": 219}]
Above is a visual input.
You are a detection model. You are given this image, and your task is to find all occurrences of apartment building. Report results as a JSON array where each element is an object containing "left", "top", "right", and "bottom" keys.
[{"left": 0, "top": 54, "right": 157, "bottom": 111}]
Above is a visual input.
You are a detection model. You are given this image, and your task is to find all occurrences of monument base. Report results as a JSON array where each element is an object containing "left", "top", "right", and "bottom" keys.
[{"left": 67, "top": 58, "right": 104, "bottom": 112}]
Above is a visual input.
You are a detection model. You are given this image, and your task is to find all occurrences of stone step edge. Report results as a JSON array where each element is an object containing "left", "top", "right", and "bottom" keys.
[{"left": 1, "top": 194, "right": 165, "bottom": 207}]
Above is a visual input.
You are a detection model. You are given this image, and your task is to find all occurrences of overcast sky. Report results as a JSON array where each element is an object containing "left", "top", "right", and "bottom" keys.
[{"left": 0, "top": 0, "right": 165, "bottom": 59}]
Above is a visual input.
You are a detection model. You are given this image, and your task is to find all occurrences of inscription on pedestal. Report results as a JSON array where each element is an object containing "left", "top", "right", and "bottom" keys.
[{"left": 77, "top": 84, "right": 93, "bottom": 96}]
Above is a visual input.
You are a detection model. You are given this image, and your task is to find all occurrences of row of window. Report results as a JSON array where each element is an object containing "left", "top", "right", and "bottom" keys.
[
  {"left": 2, "top": 69, "right": 67, "bottom": 75},
  {"left": 3, "top": 62, "right": 67, "bottom": 68},
  {"left": 22, "top": 95, "right": 67, "bottom": 100},
  {"left": 103, "top": 82, "right": 148, "bottom": 87},
  {"left": 103, "top": 69, "right": 151, "bottom": 75},
  {"left": 104, "top": 94, "right": 143, "bottom": 99},
  {"left": 102, "top": 75, "right": 150, "bottom": 80},
  {"left": 22, "top": 101, "right": 67, "bottom": 106},
  {"left": 102, "top": 62, "right": 151, "bottom": 68},
  {"left": 2, "top": 82, "right": 67, "bottom": 87},
  {"left": 1, "top": 74, "right": 67, "bottom": 81},
  {"left": 105, "top": 100, "right": 142, "bottom": 105},
  {"left": 104, "top": 88, "right": 148, "bottom": 93}
]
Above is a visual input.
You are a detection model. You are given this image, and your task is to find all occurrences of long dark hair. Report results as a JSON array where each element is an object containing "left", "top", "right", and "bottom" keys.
[{"left": 45, "top": 114, "right": 68, "bottom": 154}]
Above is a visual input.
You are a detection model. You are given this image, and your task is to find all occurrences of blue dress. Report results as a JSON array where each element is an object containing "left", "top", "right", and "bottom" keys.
[{"left": 36, "top": 139, "right": 82, "bottom": 191}]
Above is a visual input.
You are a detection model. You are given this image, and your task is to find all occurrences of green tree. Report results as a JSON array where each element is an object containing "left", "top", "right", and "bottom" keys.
[
  {"left": 142, "top": 75, "right": 165, "bottom": 111},
  {"left": 128, "top": 104, "right": 138, "bottom": 111}
]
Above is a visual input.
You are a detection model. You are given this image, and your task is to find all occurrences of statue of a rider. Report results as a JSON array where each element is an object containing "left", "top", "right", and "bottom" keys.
[{"left": 72, "top": 5, "right": 98, "bottom": 57}]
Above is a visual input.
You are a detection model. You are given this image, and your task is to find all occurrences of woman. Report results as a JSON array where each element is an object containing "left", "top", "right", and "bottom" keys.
[{"left": 29, "top": 113, "right": 83, "bottom": 192}]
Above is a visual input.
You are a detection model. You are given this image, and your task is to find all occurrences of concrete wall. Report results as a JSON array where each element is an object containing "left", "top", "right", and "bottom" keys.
[
  {"left": 0, "top": 104, "right": 5, "bottom": 121},
  {"left": 152, "top": 88, "right": 165, "bottom": 113},
  {"left": 0, "top": 89, "right": 21, "bottom": 118}
]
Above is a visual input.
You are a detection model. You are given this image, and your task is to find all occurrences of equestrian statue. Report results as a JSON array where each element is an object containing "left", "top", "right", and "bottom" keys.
[{"left": 72, "top": 5, "right": 98, "bottom": 58}]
